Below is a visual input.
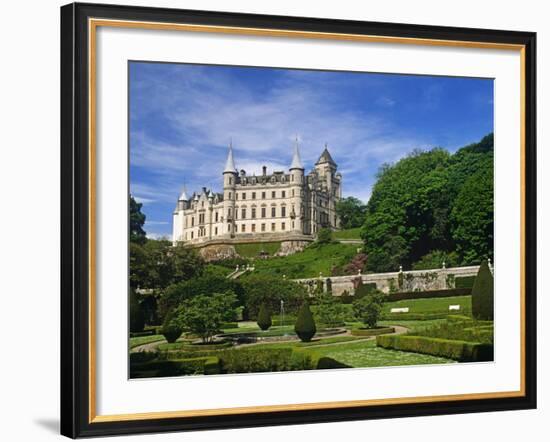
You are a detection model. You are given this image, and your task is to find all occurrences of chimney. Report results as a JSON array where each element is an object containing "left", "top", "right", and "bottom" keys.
[{"left": 262, "top": 165, "right": 267, "bottom": 176}]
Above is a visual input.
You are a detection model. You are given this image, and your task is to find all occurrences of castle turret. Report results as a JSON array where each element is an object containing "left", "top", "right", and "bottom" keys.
[
  {"left": 222, "top": 142, "right": 237, "bottom": 237},
  {"left": 314, "top": 144, "right": 339, "bottom": 229},
  {"left": 289, "top": 138, "right": 305, "bottom": 233}
]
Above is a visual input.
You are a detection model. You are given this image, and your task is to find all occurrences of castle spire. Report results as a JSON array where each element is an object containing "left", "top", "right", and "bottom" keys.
[
  {"left": 290, "top": 136, "right": 304, "bottom": 170},
  {"left": 223, "top": 139, "right": 236, "bottom": 173},
  {"left": 178, "top": 180, "right": 189, "bottom": 201}
]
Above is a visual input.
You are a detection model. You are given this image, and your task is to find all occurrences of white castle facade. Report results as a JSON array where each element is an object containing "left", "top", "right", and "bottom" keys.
[{"left": 172, "top": 142, "right": 342, "bottom": 246}]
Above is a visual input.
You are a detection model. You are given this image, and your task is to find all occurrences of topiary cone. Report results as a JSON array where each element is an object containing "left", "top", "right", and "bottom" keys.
[
  {"left": 471, "top": 260, "right": 494, "bottom": 320},
  {"left": 257, "top": 303, "right": 272, "bottom": 331},
  {"left": 294, "top": 302, "right": 317, "bottom": 342}
]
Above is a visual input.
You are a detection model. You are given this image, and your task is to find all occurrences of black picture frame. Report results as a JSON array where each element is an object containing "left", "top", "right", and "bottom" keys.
[{"left": 61, "top": 2, "right": 537, "bottom": 438}]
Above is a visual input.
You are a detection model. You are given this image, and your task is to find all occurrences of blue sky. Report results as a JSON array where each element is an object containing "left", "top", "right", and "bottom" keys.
[{"left": 129, "top": 62, "right": 493, "bottom": 239}]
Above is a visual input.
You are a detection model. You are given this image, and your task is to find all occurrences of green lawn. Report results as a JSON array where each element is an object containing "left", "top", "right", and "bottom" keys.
[
  {"left": 315, "top": 339, "right": 454, "bottom": 367},
  {"left": 383, "top": 295, "right": 472, "bottom": 315},
  {"left": 235, "top": 242, "right": 281, "bottom": 258},
  {"left": 129, "top": 334, "right": 165, "bottom": 349},
  {"left": 333, "top": 228, "right": 362, "bottom": 240},
  {"left": 248, "top": 242, "right": 358, "bottom": 279}
]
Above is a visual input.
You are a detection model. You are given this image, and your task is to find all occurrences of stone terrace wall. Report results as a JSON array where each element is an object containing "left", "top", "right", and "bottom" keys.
[{"left": 294, "top": 265, "right": 481, "bottom": 296}]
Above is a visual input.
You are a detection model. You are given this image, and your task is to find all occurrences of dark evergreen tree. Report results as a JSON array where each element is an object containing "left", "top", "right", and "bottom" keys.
[
  {"left": 294, "top": 302, "right": 317, "bottom": 342},
  {"left": 161, "top": 309, "right": 183, "bottom": 343},
  {"left": 471, "top": 260, "right": 494, "bottom": 320},
  {"left": 256, "top": 303, "right": 272, "bottom": 331},
  {"left": 129, "top": 289, "right": 145, "bottom": 332}
]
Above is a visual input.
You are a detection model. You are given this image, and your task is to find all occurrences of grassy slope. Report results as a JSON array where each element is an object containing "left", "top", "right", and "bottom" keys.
[
  {"left": 129, "top": 334, "right": 165, "bottom": 349},
  {"left": 235, "top": 242, "right": 281, "bottom": 258},
  {"left": 333, "top": 227, "right": 362, "bottom": 240},
  {"left": 248, "top": 242, "right": 358, "bottom": 279}
]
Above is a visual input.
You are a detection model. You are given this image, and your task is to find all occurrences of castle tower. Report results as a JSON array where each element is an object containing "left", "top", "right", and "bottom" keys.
[
  {"left": 289, "top": 137, "right": 305, "bottom": 234},
  {"left": 314, "top": 144, "right": 339, "bottom": 229},
  {"left": 222, "top": 142, "right": 237, "bottom": 237}
]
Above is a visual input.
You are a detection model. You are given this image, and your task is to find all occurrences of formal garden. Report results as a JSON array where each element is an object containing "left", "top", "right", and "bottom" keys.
[{"left": 129, "top": 134, "right": 495, "bottom": 378}]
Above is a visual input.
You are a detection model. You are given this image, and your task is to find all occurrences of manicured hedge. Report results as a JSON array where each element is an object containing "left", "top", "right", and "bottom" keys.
[
  {"left": 130, "top": 356, "right": 221, "bottom": 378},
  {"left": 455, "top": 276, "right": 476, "bottom": 289},
  {"left": 385, "top": 288, "right": 471, "bottom": 302},
  {"left": 381, "top": 312, "right": 450, "bottom": 321},
  {"left": 351, "top": 327, "right": 395, "bottom": 337},
  {"left": 157, "top": 341, "right": 233, "bottom": 352},
  {"left": 376, "top": 335, "right": 493, "bottom": 362},
  {"left": 130, "top": 329, "right": 155, "bottom": 338}
]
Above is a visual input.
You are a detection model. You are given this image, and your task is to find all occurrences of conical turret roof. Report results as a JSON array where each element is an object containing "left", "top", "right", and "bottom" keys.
[
  {"left": 315, "top": 145, "right": 337, "bottom": 166},
  {"left": 290, "top": 139, "right": 304, "bottom": 170},
  {"left": 224, "top": 142, "right": 237, "bottom": 173}
]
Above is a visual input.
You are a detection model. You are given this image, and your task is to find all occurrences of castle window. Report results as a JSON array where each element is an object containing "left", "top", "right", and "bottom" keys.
[
  {"left": 242, "top": 192, "right": 246, "bottom": 199},
  {"left": 228, "top": 223, "right": 231, "bottom": 232},
  {"left": 271, "top": 223, "right": 276, "bottom": 232},
  {"left": 236, "top": 193, "right": 238, "bottom": 200},
  {"left": 281, "top": 222, "right": 286, "bottom": 231},
  {"left": 215, "top": 212, "right": 219, "bottom": 222},
  {"left": 281, "top": 206, "right": 286, "bottom": 217},
  {"left": 291, "top": 189, "right": 294, "bottom": 197},
  {"left": 282, "top": 191, "right": 286, "bottom": 198},
  {"left": 262, "top": 192, "right": 266, "bottom": 199},
  {"left": 251, "top": 224, "right": 256, "bottom": 232},
  {"left": 261, "top": 223, "right": 265, "bottom": 232},
  {"left": 271, "top": 207, "right": 276, "bottom": 217},
  {"left": 228, "top": 208, "right": 232, "bottom": 218},
  {"left": 292, "top": 221, "right": 295, "bottom": 229},
  {"left": 191, "top": 231, "right": 194, "bottom": 239},
  {"left": 215, "top": 227, "right": 218, "bottom": 235},
  {"left": 252, "top": 192, "right": 256, "bottom": 199},
  {"left": 251, "top": 208, "right": 256, "bottom": 218},
  {"left": 291, "top": 175, "right": 294, "bottom": 182},
  {"left": 228, "top": 192, "right": 232, "bottom": 199},
  {"left": 241, "top": 208, "right": 246, "bottom": 219},
  {"left": 241, "top": 224, "right": 246, "bottom": 232},
  {"left": 229, "top": 177, "right": 232, "bottom": 185},
  {"left": 261, "top": 207, "right": 266, "bottom": 218},
  {"left": 272, "top": 191, "right": 276, "bottom": 198},
  {"left": 191, "top": 217, "right": 194, "bottom": 227}
]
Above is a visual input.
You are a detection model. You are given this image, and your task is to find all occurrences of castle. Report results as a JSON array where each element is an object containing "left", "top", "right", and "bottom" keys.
[{"left": 172, "top": 141, "right": 342, "bottom": 246}]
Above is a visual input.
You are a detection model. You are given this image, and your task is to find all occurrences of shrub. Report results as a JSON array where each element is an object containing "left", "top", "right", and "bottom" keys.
[
  {"left": 354, "top": 279, "right": 378, "bottom": 299},
  {"left": 130, "top": 356, "right": 221, "bottom": 378},
  {"left": 385, "top": 288, "right": 471, "bottom": 302},
  {"left": 257, "top": 304, "right": 272, "bottom": 331},
  {"left": 219, "top": 348, "right": 296, "bottom": 373},
  {"left": 316, "top": 227, "right": 333, "bottom": 244},
  {"left": 455, "top": 276, "right": 476, "bottom": 289},
  {"left": 471, "top": 260, "right": 494, "bottom": 320},
  {"left": 129, "top": 289, "right": 145, "bottom": 332},
  {"left": 313, "top": 294, "right": 346, "bottom": 327},
  {"left": 376, "top": 335, "right": 493, "bottom": 362},
  {"left": 294, "top": 302, "right": 317, "bottom": 342},
  {"left": 353, "top": 291, "right": 385, "bottom": 328},
  {"left": 351, "top": 327, "right": 395, "bottom": 336},
  {"left": 161, "top": 310, "right": 183, "bottom": 343}
]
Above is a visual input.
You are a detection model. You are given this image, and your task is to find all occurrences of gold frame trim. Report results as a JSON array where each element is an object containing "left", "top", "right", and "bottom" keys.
[{"left": 88, "top": 18, "right": 527, "bottom": 424}]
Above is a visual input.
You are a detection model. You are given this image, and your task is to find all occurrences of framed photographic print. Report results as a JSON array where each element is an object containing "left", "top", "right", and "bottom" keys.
[{"left": 60, "top": 2, "right": 537, "bottom": 438}]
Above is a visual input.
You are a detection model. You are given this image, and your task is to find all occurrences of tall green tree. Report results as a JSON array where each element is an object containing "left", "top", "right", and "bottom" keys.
[
  {"left": 174, "top": 292, "right": 240, "bottom": 343},
  {"left": 335, "top": 196, "right": 367, "bottom": 229},
  {"left": 130, "top": 195, "right": 147, "bottom": 245},
  {"left": 361, "top": 134, "right": 494, "bottom": 272},
  {"left": 294, "top": 302, "right": 316, "bottom": 342}
]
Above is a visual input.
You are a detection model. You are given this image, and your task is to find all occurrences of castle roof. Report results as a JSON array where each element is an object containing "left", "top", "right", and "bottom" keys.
[
  {"left": 178, "top": 185, "right": 189, "bottom": 201},
  {"left": 223, "top": 142, "right": 237, "bottom": 173},
  {"left": 315, "top": 146, "right": 337, "bottom": 167},
  {"left": 290, "top": 141, "right": 304, "bottom": 170}
]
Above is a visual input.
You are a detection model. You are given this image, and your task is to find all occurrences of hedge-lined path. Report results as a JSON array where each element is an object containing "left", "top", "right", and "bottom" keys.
[{"left": 130, "top": 324, "right": 409, "bottom": 353}]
